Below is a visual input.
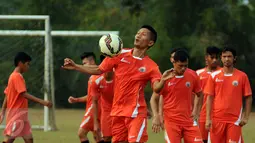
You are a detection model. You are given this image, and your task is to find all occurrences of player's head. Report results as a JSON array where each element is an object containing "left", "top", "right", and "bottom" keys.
[
  {"left": 80, "top": 52, "right": 96, "bottom": 65},
  {"left": 221, "top": 47, "right": 237, "bottom": 67},
  {"left": 134, "top": 25, "right": 157, "bottom": 49},
  {"left": 170, "top": 47, "right": 188, "bottom": 63},
  {"left": 172, "top": 50, "right": 189, "bottom": 75},
  {"left": 14, "top": 52, "right": 32, "bottom": 73},
  {"left": 205, "top": 46, "right": 221, "bottom": 69}
]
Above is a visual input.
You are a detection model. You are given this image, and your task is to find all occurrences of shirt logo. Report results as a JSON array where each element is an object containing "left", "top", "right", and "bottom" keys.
[
  {"left": 216, "top": 78, "right": 224, "bottom": 82},
  {"left": 228, "top": 139, "right": 237, "bottom": 143},
  {"left": 232, "top": 80, "right": 238, "bottom": 86},
  {"left": 99, "top": 85, "right": 104, "bottom": 88},
  {"left": 194, "top": 137, "right": 202, "bottom": 142},
  {"left": 200, "top": 76, "right": 207, "bottom": 80},
  {"left": 138, "top": 67, "right": 146, "bottom": 72},
  {"left": 185, "top": 81, "right": 191, "bottom": 88},
  {"left": 120, "top": 58, "right": 130, "bottom": 64},
  {"left": 168, "top": 82, "right": 176, "bottom": 86}
]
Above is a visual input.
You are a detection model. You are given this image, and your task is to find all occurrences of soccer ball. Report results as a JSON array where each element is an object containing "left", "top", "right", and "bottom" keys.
[{"left": 99, "top": 34, "right": 123, "bottom": 57}]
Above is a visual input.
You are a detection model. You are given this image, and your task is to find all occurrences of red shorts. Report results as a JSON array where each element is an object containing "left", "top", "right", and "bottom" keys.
[
  {"left": 164, "top": 121, "right": 203, "bottom": 143},
  {"left": 100, "top": 112, "right": 112, "bottom": 137},
  {"left": 199, "top": 121, "right": 208, "bottom": 140},
  {"left": 111, "top": 116, "right": 148, "bottom": 143},
  {"left": 209, "top": 122, "right": 242, "bottom": 143},
  {"left": 80, "top": 115, "right": 94, "bottom": 131},
  {"left": 4, "top": 120, "right": 32, "bottom": 138}
]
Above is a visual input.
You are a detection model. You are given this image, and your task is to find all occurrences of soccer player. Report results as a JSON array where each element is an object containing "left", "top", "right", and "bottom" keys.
[
  {"left": 0, "top": 52, "right": 52, "bottom": 143},
  {"left": 92, "top": 55, "right": 114, "bottom": 143},
  {"left": 67, "top": 52, "right": 103, "bottom": 143},
  {"left": 152, "top": 50, "right": 203, "bottom": 143},
  {"left": 204, "top": 47, "right": 253, "bottom": 143},
  {"left": 62, "top": 25, "right": 162, "bottom": 143},
  {"left": 195, "top": 46, "right": 221, "bottom": 143}
]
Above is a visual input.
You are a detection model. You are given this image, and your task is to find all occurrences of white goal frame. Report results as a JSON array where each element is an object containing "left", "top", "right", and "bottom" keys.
[{"left": 0, "top": 15, "right": 119, "bottom": 132}]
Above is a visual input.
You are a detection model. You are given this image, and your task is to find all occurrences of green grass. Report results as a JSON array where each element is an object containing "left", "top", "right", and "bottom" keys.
[{"left": 1, "top": 109, "right": 255, "bottom": 143}]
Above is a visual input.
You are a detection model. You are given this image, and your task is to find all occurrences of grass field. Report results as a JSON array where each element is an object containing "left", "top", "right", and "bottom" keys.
[{"left": 1, "top": 109, "right": 255, "bottom": 143}]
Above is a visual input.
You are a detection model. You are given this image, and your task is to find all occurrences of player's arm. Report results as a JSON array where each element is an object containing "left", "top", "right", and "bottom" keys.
[
  {"left": 153, "top": 69, "right": 175, "bottom": 93},
  {"left": 239, "top": 95, "right": 252, "bottom": 127},
  {"left": 0, "top": 96, "right": 7, "bottom": 123},
  {"left": 150, "top": 92, "right": 161, "bottom": 133},
  {"left": 21, "top": 92, "right": 52, "bottom": 107},
  {"left": 159, "top": 95, "right": 163, "bottom": 117},
  {"left": 192, "top": 92, "right": 203, "bottom": 120},
  {"left": 206, "top": 95, "right": 214, "bottom": 126},
  {"left": 68, "top": 95, "right": 87, "bottom": 104},
  {"left": 62, "top": 56, "right": 116, "bottom": 75},
  {"left": 62, "top": 58, "right": 102, "bottom": 75},
  {"left": 92, "top": 95, "right": 100, "bottom": 130}
]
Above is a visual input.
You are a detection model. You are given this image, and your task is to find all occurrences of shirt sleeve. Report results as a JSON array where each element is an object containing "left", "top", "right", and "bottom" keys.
[
  {"left": 14, "top": 74, "right": 27, "bottom": 95},
  {"left": 204, "top": 75, "right": 215, "bottom": 96},
  {"left": 150, "top": 66, "right": 162, "bottom": 88},
  {"left": 242, "top": 74, "right": 252, "bottom": 96},
  {"left": 90, "top": 77, "right": 101, "bottom": 99},
  {"left": 193, "top": 74, "right": 202, "bottom": 94},
  {"left": 99, "top": 57, "right": 118, "bottom": 73},
  {"left": 4, "top": 86, "right": 8, "bottom": 95}
]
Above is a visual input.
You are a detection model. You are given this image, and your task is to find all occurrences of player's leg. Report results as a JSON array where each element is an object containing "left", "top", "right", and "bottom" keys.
[
  {"left": 183, "top": 125, "right": 203, "bottom": 143},
  {"left": 163, "top": 121, "right": 182, "bottom": 143},
  {"left": 22, "top": 121, "right": 33, "bottom": 143},
  {"left": 226, "top": 123, "right": 242, "bottom": 143},
  {"left": 22, "top": 134, "right": 33, "bottom": 143},
  {"left": 199, "top": 122, "right": 208, "bottom": 143},
  {"left": 111, "top": 116, "right": 128, "bottom": 143},
  {"left": 79, "top": 116, "right": 93, "bottom": 143},
  {"left": 126, "top": 116, "right": 148, "bottom": 143},
  {"left": 101, "top": 112, "right": 112, "bottom": 143},
  {"left": 209, "top": 122, "right": 225, "bottom": 143}
]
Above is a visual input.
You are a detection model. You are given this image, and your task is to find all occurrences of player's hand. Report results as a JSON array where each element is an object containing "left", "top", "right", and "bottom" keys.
[
  {"left": 68, "top": 96, "right": 77, "bottom": 104},
  {"left": 62, "top": 58, "right": 76, "bottom": 70},
  {"left": 239, "top": 117, "right": 248, "bottom": 127},
  {"left": 205, "top": 119, "right": 212, "bottom": 130},
  {"left": 93, "top": 121, "right": 101, "bottom": 141},
  {"left": 152, "top": 114, "right": 164, "bottom": 133},
  {"left": 191, "top": 110, "right": 199, "bottom": 121},
  {"left": 161, "top": 68, "right": 175, "bottom": 81},
  {"left": 45, "top": 101, "right": 53, "bottom": 108}
]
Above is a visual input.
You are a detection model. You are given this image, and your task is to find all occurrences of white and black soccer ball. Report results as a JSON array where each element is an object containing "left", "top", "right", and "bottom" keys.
[{"left": 99, "top": 34, "right": 123, "bottom": 57}]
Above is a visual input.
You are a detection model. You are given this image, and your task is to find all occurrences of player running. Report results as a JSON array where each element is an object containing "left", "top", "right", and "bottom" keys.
[
  {"left": 62, "top": 25, "right": 162, "bottom": 143},
  {"left": 67, "top": 52, "right": 103, "bottom": 143},
  {"left": 204, "top": 47, "right": 253, "bottom": 143},
  {"left": 195, "top": 46, "right": 221, "bottom": 143},
  {"left": 152, "top": 50, "right": 203, "bottom": 143},
  {"left": 0, "top": 52, "right": 52, "bottom": 143}
]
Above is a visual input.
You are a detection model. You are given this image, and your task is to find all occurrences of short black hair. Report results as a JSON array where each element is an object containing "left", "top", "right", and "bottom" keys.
[
  {"left": 100, "top": 55, "right": 106, "bottom": 63},
  {"left": 206, "top": 46, "right": 221, "bottom": 56},
  {"left": 173, "top": 50, "right": 189, "bottom": 62},
  {"left": 14, "top": 52, "right": 32, "bottom": 66},
  {"left": 80, "top": 52, "right": 96, "bottom": 60},
  {"left": 222, "top": 47, "right": 237, "bottom": 57},
  {"left": 170, "top": 47, "right": 188, "bottom": 55},
  {"left": 141, "top": 25, "right": 157, "bottom": 45}
]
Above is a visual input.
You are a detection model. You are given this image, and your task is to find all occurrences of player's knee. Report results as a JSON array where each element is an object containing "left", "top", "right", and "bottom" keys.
[{"left": 78, "top": 128, "right": 87, "bottom": 139}]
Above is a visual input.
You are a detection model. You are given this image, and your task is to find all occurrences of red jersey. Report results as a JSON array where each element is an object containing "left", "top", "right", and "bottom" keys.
[
  {"left": 204, "top": 68, "right": 252, "bottom": 124},
  {"left": 91, "top": 75, "right": 114, "bottom": 113},
  {"left": 99, "top": 49, "right": 161, "bottom": 117},
  {"left": 196, "top": 67, "right": 221, "bottom": 122},
  {"left": 161, "top": 69, "right": 202, "bottom": 125}
]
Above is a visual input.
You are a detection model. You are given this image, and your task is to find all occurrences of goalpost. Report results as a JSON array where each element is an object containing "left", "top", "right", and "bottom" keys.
[{"left": 0, "top": 15, "right": 119, "bottom": 132}]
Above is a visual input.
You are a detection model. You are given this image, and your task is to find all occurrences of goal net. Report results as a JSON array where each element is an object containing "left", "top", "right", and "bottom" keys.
[{"left": 0, "top": 15, "right": 55, "bottom": 131}]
